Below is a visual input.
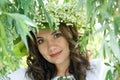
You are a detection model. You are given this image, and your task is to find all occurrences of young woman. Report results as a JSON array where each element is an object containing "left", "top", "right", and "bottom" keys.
[
  {"left": 26, "top": 23, "right": 90, "bottom": 80},
  {"left": 5, "top": 23, "right": 112, "bottom": 80}
]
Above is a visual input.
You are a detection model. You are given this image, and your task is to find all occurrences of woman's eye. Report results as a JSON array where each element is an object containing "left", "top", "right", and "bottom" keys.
[
  {"left": 37, "top": 39, "right": 44, "bottom": 44},
  {"left": 54, "top": 33, "right": 62, "bottom": 39}
]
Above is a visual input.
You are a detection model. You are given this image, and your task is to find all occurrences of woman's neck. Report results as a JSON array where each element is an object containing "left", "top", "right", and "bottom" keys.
[
  {"left": 55, "top": 59, "right": 70, "bottom": 76},
  {"left": 57, "top": 68, "right": 70, "bottom": 76}
]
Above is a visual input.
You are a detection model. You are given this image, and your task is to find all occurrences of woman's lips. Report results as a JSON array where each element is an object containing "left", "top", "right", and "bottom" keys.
[{"left": 50, "top": 51, "right": 62, "bottom": 58}]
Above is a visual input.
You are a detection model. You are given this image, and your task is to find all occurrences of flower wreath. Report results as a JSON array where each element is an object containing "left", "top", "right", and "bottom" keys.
[{"left": 34, "top": 2, "right": 86, "bottom": 33}]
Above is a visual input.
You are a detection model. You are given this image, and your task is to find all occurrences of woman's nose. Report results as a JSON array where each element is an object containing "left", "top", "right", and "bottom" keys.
[{"left": 47, "top": 39, "right": 56, "bottom": 52}]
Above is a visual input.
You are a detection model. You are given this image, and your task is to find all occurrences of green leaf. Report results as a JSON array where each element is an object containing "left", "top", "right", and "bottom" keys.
[
  {"left": 38, "top": 0, "right": 53, "bottom": 30},
  {"left": 0, "top": 22, "right": 7, "bottom": 44},
  {"left": 15, "top": 20, "right": 30, "bottom": 50},
  {"left": 104, "top": 62, "right": 111, "bottom": 66},
  {"left": 77, "top": 0, "right": 85, "bottom": 9},
  {"left": 88, "top": 23, "right": 109, "bottom": 39},
  {"left": 13, "top": 36, "right": 21, "bottom": 45},
  {"left": 14, "top": 41, "right": 27, "bottom": 57},
  {"left": 110, "top": 30, "right": 120, "bottom": 62},
  {"left": 105, "top": 70, "right": 114, "bottom": 80},
  {"left": 114, "top": 16, "right": 120, "bottom": 35},
  {"left": 0, "top": 0, "right": 9, "bottom": 10},
  {"left": 3, "top": 13, "right": 37, "bottom": 51},
  {"left": 86, "top": 0, "right": 96, "bottom": 22},
  {"left": 0, "top": 11, "right": 2, "bottom": 15},
  {"left": 115, "top": 64, "right": 120, "bottom": 76},
  {"left": 104, "top": 40, "right": 116, "bottom": 64},
  {"left": 6, "top": 13, "right": 37, "bottom": 27},
  {"left": 107, "top": 0, "right": 114, "bottom": 16}
]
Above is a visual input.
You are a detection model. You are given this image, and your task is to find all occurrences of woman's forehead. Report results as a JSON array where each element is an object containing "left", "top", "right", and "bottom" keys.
[{"left": 36, "top": 30, "right": 54, "bottom": 36}]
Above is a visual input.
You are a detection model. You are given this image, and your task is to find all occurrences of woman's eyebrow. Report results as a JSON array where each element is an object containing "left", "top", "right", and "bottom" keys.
[
  {"left": 51, "top": 30, "right": 60, "bottom": 35},
  {"left": 51, "top": 31, "right": 57, "bottom": 35},
  {"left": 36, "top": 37, "right": 43, "bottom": 39}
]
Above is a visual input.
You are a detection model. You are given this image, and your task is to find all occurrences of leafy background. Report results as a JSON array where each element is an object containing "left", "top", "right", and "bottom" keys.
[{"left": 0, "top": 0, "right": 120, "bottom": 80}]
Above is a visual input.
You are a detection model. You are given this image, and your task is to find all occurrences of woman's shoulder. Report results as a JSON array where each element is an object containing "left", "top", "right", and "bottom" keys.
[
  {"left": 86, "top": 59, "right": 113, "bottom": 80},
  {"left": 7, "top": 68, "right": 30, "bottom": 80}
]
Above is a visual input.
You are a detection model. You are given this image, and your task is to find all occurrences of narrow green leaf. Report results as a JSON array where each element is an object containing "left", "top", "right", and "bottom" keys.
[
  {"left": 104, "top": 62, "right": 111, "bottom": 66},
  {"left": 14, "top": 41, "right": 27, "bottom": 57},
  {"left": 15, "top": 20, "right": 30, "bottom": 50},
  {"left": 0, "top": 22, "right": 7, "bottom": 44},
  {"left": 115, "top": 64, "right": 120, "bottom": 76},
  {"left": 0, "top": 11, "right": 2, "bottom": 15},
  {"left": 77, "top": 0, "right": 85, "bottom": 9},
  {"left": 38, "top": 0, "right": 53, "bottom": 30},
  {"left": 110, "top": 30, "right": 120, "bottom": 62},
  {"left": 6, "top": 13, "right": 37, "bottom": 27},
  {"left": 0, "top": 38, "right": 7, "bottom": 55},
  {"left": 107, "top": 0, "right": 114, "bottom": 16},
  {"left": 88, "top": 23, "right": 109, "bottom": 39},
  {"left": 0, "top": 0, "right": 9, "bottom": 9},
  {"left": 86, "top": 0, "right": 96, "bottom": 22},
  {"left": 114, "top": 16, "right": 120, "bottom": 35},
  {"left": 105, "top": 40, "right": 116, "bottom": 64},
  {"left": 105, "top": 70, "right": 114, "bottom": 80}
]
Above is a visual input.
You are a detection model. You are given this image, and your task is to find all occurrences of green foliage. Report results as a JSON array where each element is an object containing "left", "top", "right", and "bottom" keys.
[
  {"left": 38, "top": 0, "right": 54, "bottom": 30},
  {"left": 86, "top": 0, "right": 120, "bottom": 79},
  {"left": 0, "top": 0, "right": 120, "bottom": 80},
  {"left": 0, "top": 0, "right": 38, "bottom": 78},
  {"left": 105, "top": 70, "right": 114, "bottom": 80}
]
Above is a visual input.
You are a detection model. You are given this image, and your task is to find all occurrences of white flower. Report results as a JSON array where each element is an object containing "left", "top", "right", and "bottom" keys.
[{"left": 34, "top": 2, "right": 87, "bottom": 33}]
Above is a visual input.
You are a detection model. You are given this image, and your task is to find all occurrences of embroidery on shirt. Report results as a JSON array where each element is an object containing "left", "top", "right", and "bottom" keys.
[{"left": 57, "top": 76, "right": 75, "bottom": 80}]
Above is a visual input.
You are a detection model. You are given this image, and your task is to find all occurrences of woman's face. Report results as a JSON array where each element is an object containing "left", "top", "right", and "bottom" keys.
[{"left": 36, "top": 30, "right": 70, "bottom": 65}]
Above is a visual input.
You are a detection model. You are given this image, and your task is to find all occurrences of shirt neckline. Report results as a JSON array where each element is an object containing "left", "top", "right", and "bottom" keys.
[{"left": 52, "top": 75, "right": 75, "bottom": 80}]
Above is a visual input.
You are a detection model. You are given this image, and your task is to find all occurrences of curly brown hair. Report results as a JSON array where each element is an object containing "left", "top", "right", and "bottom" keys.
[{"left": 26, "top": 23, "right": 90, "bottom": 80}]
